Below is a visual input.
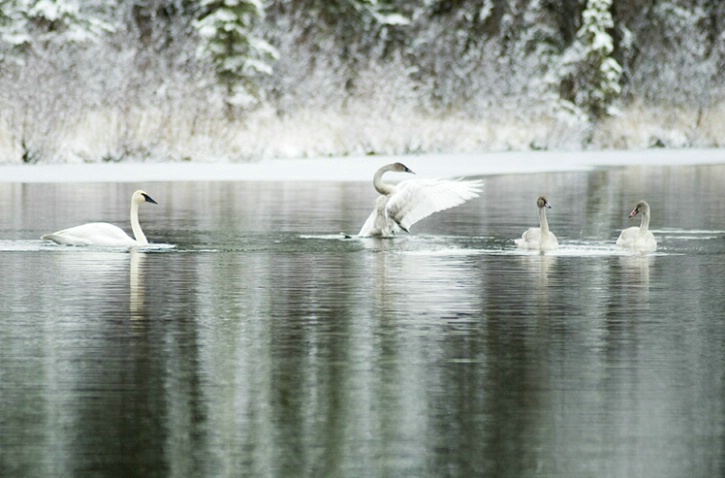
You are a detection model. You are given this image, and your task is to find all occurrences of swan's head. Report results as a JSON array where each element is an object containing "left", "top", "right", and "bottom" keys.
[
  {"left": 536, "top": 196, "right": 551, "bottom": 209},
  {"left": 132, "top": 190, "right": 158, "bottom": 205},
  {"left": 392, "top": 162, "right": 415, "bottom": 175},
  {"left": 629, "top": 200, "right": 649, "bottom": 218}
]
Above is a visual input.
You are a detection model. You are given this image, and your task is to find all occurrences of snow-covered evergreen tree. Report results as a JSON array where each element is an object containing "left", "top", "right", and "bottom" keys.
[
  {"left": 194, "top": 0, "right": 278, "bottom": 116},
  {"left": 0, "top": 0, "right": 31, "bottom": 63},
  {"left": 4, "top": 0, "right": 112, "bottom": 49},
  {"left": 556, "top": 0, "right": 622, "bottom": 120},
  {"left": 1, "top": 0, "right": 112, "bottom": 66},
  {"left": 28, "top": 0, "right": 112, "bottom": 43}
]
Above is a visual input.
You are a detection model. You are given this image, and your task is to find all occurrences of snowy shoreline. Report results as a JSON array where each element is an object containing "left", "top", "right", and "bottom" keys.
[{"left": 0, "top": 149, "right": 723, "bottom": 183}]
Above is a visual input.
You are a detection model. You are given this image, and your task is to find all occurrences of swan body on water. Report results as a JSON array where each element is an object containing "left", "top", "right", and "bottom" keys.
[
  {"left": 358, "top": 162, "right": 482, "bottom": 237},
  {"left": 616, "top": 200, "right": 657, "bottom": 252},
  {"left": 42, "top": 190, "right": 158, "bottom": 247},
  {"left": 515, "top": 196, "right": 559, "bottom": 251}
]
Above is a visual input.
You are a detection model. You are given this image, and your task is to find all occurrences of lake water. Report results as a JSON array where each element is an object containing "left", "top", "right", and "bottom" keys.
[{"left": 2, "top": 161, "right": 725, "bottom": 477}]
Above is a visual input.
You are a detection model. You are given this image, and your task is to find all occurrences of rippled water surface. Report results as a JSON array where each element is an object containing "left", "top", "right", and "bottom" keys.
[{"left": 2, "top": 163, "right": 725, "bottom": 477}]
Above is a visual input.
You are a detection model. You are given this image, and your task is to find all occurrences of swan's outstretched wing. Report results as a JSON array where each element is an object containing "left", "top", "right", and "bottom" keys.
[{"left": 386, "top": 179, "right": 482, "bottom": 232}]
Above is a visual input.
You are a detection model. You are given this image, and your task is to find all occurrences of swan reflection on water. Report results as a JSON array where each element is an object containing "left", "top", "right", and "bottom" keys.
[
  {"left": 365, "top": 242, "right": 484, "bottom": 320},
  {"left": 130, "top": 249, "right": 147, "bottom": 320},
  {"left": 520, "top": 253, "right": 558, "bottom": 290},
  {"left": 618, "top": 254, "right": 654, "bottom": 311},
  {"left": 619, "top": 254, "right": 653, "bottom": 286}
]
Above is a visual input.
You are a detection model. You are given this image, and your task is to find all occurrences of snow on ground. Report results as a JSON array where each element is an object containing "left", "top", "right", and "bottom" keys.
[{"left": 0, "top": 148, "right": 723, "bottom": 183}]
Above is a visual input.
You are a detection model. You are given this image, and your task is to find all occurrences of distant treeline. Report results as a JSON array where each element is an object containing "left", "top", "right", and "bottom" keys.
[{"left": 0, "top": 1, "right": 723, "bottom": 162}]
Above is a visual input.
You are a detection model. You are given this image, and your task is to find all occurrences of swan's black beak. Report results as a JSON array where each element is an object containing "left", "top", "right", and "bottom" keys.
[
  {"left": 546, "top": 203, "right": 552, "bottom": 209},
  {"left": 142, "top": 193, "right": 158, "bottom": 205},
  {"left": 407, "top": 168, "right": 415, "bottom": 175}
]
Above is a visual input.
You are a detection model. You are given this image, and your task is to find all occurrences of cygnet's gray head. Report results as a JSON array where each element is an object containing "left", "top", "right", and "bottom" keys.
[
  {"left": 629, "top": 200, "right": 650, "bottom": 218},
  {"left": 536, "top": 196, "right": 551, "bottom": 209}
]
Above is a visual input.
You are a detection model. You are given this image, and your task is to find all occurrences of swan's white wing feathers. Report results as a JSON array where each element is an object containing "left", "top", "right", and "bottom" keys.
[
  {"left": 616, "top": 227, "right": 657, "bottom": 251},
  {"left": 640, "top": 232, "right": 657, "bottom": 251},
  {"left": 386, "top": 179, "right": 482, "bottom": 231},
  {"left": 615, "top": 226, "right": 639, "bottom": 248},
  {"left": 514, "top": 228, "right": 559, "bottom": 251},
  {"left": 358, "top": 196, "right": 399, "bottom": 237},
  {"left": 42, "top": 222, "right": 136, "bottom": 247},
  {"left": 515, "top": 227, "right": 541, "bottom": 249}
]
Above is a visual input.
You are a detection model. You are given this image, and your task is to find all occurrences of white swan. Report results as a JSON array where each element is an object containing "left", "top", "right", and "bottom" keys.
[
  {"left": 358, "top": 162, "right": 482, "bottom": 237},
  {"left": 616, "top": 200, "right": 657, "bottom": 252},
  {"left": 515, "top": 196, "right": 559, "bottom": 251},
  {"left": 42, "top": 190, "right": 158, "bottom": 247}
]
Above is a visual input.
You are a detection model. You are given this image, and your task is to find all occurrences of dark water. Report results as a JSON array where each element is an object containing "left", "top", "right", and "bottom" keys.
[{"left": 2, "top": 164, "right": 725, "bottom": 477}]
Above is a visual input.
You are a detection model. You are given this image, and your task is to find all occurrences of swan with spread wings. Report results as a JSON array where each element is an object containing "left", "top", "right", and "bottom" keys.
[{"left": 358, "top": 163, "right": 482, "bottom": 237}]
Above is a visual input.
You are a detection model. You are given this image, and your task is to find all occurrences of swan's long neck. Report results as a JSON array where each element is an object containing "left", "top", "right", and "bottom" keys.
[
  {"left": 638, "top": 210, "right": 650, "bottom": 238},
  {"left": 373, "top": 165, "right": 396, "bottom": 196},
  {"left": 130, "top": 200, "right": 148, "bottom": 245},
  {"left": 538, "top": 207, "right": 550, "bottom": 236}
]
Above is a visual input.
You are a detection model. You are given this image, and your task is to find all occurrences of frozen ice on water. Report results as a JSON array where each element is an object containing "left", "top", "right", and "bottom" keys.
[{"left": 1, "top": 149, "right": 725, "bottom": 183}]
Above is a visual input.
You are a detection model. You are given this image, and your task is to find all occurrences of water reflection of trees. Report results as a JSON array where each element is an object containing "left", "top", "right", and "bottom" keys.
[{"left": 5, "top": 169, "right": 725, "bottom": 476}]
